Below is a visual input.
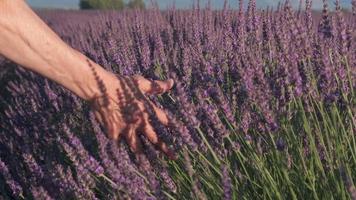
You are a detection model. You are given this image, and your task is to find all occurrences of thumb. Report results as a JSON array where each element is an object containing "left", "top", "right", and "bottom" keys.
[
  {"left": 147, "top": 78, "right": 175, "bottom": 95},
  {"left": 133, "top": 75, "right": 175, "bottom": 95}
]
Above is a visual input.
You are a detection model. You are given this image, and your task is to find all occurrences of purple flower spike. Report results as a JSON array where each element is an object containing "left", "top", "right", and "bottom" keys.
[
  {"left": 0, "top": 158, "right": 23, "bottom": 197},
  {"left": 221, "top": 165, "right": 232, "bottom": 200}
]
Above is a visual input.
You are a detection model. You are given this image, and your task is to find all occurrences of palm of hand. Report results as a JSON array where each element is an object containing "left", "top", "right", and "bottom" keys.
[{"left": 89, "top": 73, "right": 176, "bottom": 160}]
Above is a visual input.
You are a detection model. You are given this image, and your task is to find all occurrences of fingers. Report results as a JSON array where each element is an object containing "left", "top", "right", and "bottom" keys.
[
  {"left": 130, "top": 99, "right": 169, "bottom": 126},
  {"left": 141, "top": 120, "right": 177, "bottom": 160},
  {"left": 149, "top": 79, "right": 174, "bottom": 95},
  {"left": 149, "top": 102, "right": 169, "bottom": 126},
  {"left": 94, "top": 111, "right": 104, "bottom": 125},
  {"left": 125, "top": 122, "right": 144, "bottom": 156},
  {"left": 133, "top": 75, "right": 174, "bottom": 95},
  {"left": 105, "top": 113, "right": 123, "bottom": 141}
]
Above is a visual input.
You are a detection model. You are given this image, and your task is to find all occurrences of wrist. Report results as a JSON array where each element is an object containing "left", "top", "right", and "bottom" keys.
[
  {"left": 68, "top": 52, "right": 105, "bottom": 101},
  {"left": 73, "top": 55, "right": 123, "bottom": 104}
]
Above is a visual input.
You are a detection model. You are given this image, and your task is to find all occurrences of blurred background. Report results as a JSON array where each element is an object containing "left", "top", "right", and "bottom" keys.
[{"left": 27, "top": 0, "right": 352, "bottom": 10}]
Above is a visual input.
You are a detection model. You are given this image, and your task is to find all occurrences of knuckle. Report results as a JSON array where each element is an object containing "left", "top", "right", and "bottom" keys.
[
  {"left": 133, "top": 75, "right": 144, "bottom": 84},
  {"left": 108, "top": 131, "right": 119, "bottom": 140},
  {"left": 153, "top": 81, "right": 163, "bottom": 91},
  {"left": 133, "top": 74, "right": 143, "bottom": 79}
]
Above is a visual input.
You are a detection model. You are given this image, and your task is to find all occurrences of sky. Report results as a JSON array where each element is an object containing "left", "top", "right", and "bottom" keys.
[{"left": 27, "top": 0, "right": 353, "bottom": 10}]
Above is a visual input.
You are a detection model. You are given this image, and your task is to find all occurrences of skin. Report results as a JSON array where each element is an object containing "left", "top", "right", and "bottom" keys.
[{"left": 0, "top": 0, "right": 176, "bottom": 160}]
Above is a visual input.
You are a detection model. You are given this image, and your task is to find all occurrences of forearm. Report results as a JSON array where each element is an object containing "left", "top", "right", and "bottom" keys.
[{"left": 0, "top": 0, "right": 105, "bottom": 100}]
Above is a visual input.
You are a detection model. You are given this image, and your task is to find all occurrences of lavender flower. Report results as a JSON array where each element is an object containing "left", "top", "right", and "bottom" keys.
[
  {"left": 221, "top": 165, "right": 232, "bottom": 200},
  {"left": 62, "top": 124, "right": 104, "bottom": 176},
  {"left": 0, "top": 159, "right": 23, "bottom": 197},
  {"left": 31, "top": 186, "right": 54, "bottom": 200}
]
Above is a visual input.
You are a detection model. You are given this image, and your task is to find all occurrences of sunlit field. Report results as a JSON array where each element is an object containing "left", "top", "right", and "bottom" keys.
[{"left": 1, "top": 0, "right": 355, "bottom": 199}]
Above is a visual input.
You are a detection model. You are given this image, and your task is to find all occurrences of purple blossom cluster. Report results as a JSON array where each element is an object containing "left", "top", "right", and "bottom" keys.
[{"left": 1, "top": 0, "right": 355, "bottom": 198}]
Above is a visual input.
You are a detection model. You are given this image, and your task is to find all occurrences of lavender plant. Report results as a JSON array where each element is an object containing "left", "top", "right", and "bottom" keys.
[{"left": 0, "top": 0, "right": 355, "bottom": 199}]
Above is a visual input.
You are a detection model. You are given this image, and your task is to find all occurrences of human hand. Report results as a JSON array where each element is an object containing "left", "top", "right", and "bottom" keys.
[
  {"left": 87, "top": 63, "right": 176, "bottom": 160},
  {"left": 0, "top": 0, "right": 175, "bottom": 160}
]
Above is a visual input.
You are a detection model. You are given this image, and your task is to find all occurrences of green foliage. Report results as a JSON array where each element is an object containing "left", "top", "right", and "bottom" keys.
[
  {"left": 127, "top": 0, "right": 145, "bottom": 9},
  {"left": 79, "top": 0, "right": 145, "bottom": 10},
  {"left": 79, "top": 0, "right": 125, "bottom": 10},
  {"left": 164, "top": 95, "right": 356, "bottom": 200}
]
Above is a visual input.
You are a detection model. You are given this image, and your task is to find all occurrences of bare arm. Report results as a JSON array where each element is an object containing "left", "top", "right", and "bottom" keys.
[
  {"left": 0, "top": 0, "right": 176, "bottom": 159},
  {"left": 0, "top": 0, "right": 103, "bottom": 100}
]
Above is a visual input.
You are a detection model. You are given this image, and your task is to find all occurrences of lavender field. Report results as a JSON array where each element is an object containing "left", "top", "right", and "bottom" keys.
[{"left": 0, "top": 0, "right": 356, "bottom": 199}]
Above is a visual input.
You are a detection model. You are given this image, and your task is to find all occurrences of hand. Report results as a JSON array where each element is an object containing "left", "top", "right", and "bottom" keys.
[{"left": 88, "top": 66, "right": 176, "bottom": 160}]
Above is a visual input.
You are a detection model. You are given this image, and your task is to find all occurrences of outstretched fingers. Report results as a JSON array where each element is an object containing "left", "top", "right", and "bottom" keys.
[
  {"left": 124, "top": 121, "right": 144, "bottom": 156},
  {"left": 148, "top": 101, "right": 170, "bottom": 126},
  {"left": 104, "top": 112, "right": 124, "bottom": 141},
  {"left": 94, "top": 110, "right": 104, "bottom": 125}
]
